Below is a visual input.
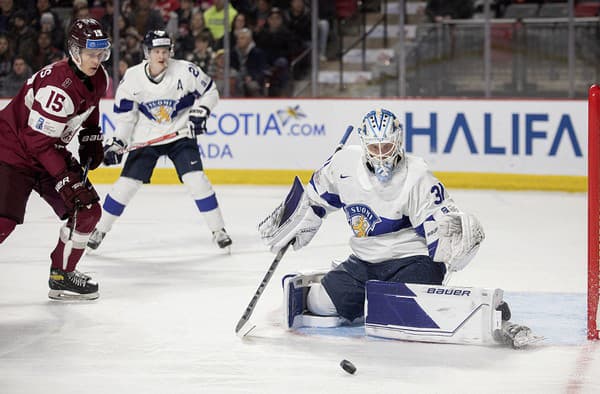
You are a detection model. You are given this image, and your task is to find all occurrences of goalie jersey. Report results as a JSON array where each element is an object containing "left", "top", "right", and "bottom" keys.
[
  {"left": 112, "top": 58, "right": 218, "bottom": 146},
  {"left": 306, "top": 145, "right": 459, "bottom": 263}
]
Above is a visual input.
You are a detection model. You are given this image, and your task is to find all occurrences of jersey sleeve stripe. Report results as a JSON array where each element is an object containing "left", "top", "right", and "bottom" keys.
[
  {"left": 114, "top": 99, "right": 135, "bottom": 113},
  {"left": 201, "top": 79, "right": 214, "bottom": 95}
]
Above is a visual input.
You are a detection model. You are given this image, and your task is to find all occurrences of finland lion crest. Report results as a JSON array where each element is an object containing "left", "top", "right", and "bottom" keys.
[{"left": 345, "top": 204, "right": 381, "bottom": 237}]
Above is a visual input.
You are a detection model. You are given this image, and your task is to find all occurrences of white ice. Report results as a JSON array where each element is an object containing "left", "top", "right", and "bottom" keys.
[{"left": 1, "top": 185, "right": 598, "bottom": 394}]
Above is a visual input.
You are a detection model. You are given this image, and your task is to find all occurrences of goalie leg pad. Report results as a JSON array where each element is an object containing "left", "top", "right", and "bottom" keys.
[
  {"left": 282, "top": 271, "right": 343, "bottom": 329},
  {"left": 365, "top": 281, "right": 504, "bottom": 345}
]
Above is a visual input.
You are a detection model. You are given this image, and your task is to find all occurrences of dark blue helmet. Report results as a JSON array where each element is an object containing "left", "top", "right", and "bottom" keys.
[{"left": 142, "top": 30, "right": 173, "bottom": 58}]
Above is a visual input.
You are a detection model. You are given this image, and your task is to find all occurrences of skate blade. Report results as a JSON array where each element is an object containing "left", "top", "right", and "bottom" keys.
[{"left": 48, "top": 289, "right": 99, "bottom": 301}]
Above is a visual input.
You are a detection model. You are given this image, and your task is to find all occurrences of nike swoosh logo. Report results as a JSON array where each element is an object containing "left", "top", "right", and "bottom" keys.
[
  {"left": 340, "top": 175, "right": 351, "bottom": 179},
  {"left": 191, "top": 161, "right": 198, "bottom": 165}
]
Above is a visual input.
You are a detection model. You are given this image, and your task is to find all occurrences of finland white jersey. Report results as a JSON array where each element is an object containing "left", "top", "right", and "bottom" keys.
[
  {"left": 113, "top": 58, "right": 218, "bottom": 146},
  {"left": 306, "top": 146, "right": 459, "bottom": 263}
]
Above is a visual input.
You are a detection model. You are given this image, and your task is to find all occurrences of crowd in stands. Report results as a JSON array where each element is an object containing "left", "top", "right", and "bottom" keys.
[
  {"left": 0, "top": 0, "right": 337, "bottom": 98},
  {"left": 0, "top": 1, "right": 593, "bottom": 98}
]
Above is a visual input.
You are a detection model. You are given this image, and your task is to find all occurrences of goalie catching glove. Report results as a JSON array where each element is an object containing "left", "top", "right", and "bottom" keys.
[
  {"left": 258, "top": 177, "right": 324, "bottom": 253},
  {"left": 424, "top": 212, "right": 485, "bottom": 272}
]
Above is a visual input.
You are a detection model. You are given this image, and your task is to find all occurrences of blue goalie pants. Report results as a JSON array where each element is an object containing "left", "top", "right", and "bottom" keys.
[{"left": 320, "top": 254, "right": 446, "bottom": 321}]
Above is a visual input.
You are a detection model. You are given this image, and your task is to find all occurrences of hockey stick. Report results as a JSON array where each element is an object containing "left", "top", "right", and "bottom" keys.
[
  {"left": 119, "top": 130, "right": 186, "bottom": 153},
  {"left": 63, "top": 158, "right": 91, "bottom": 270},
  {"left": 235, "top": 125, "right": 354, "bottom": 337}
]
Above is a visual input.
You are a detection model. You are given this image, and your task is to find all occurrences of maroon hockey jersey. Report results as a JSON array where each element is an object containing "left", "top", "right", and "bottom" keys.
[{"left": 0, "top": 59, "right": 109, "bottom": 177}]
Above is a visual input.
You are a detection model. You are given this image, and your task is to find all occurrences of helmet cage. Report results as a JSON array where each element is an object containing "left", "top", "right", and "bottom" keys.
[{"left": 357, "top": 108, "right": 403, "bottom": 182}]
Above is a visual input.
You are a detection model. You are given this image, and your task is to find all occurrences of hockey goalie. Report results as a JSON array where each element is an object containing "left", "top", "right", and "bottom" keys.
[{"left": 259, "top": 108, "right": 540, "bottom": 348}]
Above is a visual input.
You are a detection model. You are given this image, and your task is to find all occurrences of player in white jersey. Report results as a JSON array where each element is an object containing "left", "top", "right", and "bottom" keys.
[
  {"left": 87, "top": 30, "right": 232, "bottom": 251},
  {"left": 259, "top": 108, "right": 538, "bottom": 347}
]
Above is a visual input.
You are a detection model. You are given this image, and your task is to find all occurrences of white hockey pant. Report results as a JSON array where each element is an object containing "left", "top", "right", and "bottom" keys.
[
  {"left": 97, "top": 177, "right": 142, "bottom": 233},
  {"left": 182, "top": 171, "right": 224, "bottom": 232}
]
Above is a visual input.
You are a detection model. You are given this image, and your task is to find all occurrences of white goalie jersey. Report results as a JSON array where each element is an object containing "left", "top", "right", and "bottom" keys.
[
  {"left": 112, "top": 58, "right": 218, "bottom": 146},
  {"left": 306, "top": 145, "right": 464, "bottom": 263}
]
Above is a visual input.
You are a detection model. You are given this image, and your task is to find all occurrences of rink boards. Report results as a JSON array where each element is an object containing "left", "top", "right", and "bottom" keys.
[{"left": 1, "top": 98, "right": 588, "bottom": 191}]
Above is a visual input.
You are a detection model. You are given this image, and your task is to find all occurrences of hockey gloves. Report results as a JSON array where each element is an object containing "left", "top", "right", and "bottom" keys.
[
  {"left": 188, "top": 106, "right": 209, "bottom": 136},
  {"left": 55, "top": 167, "right": 99, "bottom": 213},
  {"left": 78, "top": 127, "right": 104, "bottom": 170},
  {"left": 425, "top": 212, "right": 485, "bottom": 272},
  {"left": 258, "top": 177, "right": 324, "bottom": 253},
  {"left": 103, "top": 138, "right": 126, "bottom": 166}
]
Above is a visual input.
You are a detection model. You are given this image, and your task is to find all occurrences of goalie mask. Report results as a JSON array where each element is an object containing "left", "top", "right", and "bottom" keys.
[
  {"left": 357, "top": 108, "right": 404, "bottom": 183},
  {"left": 143, "top": 30, "right": 174, "bottom": 59},
  {"left": 68, "top": 18, "right": 111, "bottom": 68}
]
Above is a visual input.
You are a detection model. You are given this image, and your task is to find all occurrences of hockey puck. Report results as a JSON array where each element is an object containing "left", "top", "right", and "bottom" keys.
[{"left": 340, "top": 359, "right": 356, "bottom": 375}]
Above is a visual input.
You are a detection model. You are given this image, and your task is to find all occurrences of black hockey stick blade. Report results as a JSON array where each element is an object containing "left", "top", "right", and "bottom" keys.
[{"left": 235, "top": 240, "right": 293, "bottom": 335}]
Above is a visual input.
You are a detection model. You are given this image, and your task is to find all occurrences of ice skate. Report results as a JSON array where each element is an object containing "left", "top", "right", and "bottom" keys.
[
  {"left": 48, "top": 268, "right": 99, "bottom": 300},
  {"left": 87, "top": 229, "right": 106, "bottom": 250},
  {"left": 213, "top": 228, "right": 232, "bottom": 250},
  {"left": 498, "top": 321, "right": 543, "bottom": 348}
]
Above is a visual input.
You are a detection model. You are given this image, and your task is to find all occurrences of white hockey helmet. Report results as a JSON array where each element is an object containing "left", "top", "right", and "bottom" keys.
[
  {"left": 357, "top": 108, "right": 404, "bottom": 183},
  {"left": 142, "top": 30, "right": 174, "bottom": 59}
]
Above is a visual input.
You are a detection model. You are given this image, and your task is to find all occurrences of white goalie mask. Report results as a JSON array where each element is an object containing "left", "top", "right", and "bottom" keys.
[{"left": 357, "top": 108, "right": 404, "bottom": 183}]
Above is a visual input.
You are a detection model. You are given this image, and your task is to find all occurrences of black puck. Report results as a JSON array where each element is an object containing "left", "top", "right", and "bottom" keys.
[{"left": 340, "top": 359, "right": 356, "bottom": 375}]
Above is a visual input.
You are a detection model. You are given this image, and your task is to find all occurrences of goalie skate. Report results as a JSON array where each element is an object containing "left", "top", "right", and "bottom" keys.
[
  {"left": 213, "top": 228, "right": 232, "bottom": 250},
  {"left": 497, "top": 321, "right": 544, "bottom": 348},
  {"left": 48, "top": 268, "right": 99, "bottom": 300},
  {"left": 87, "top": 229, "right": 106, "bottom": 250}
]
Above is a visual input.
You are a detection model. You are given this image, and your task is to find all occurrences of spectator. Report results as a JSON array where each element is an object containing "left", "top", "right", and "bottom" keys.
[
  {"left": 187, "top": 31, "right": 213, "bottom": 71},
  {"left": 215, "top": 11, "right": 250, "bottom": 50},
  {"left": 156, "top": 0, "right": 180, "bottom": 38},
  {"left": 39, "top": 12, "right": 65, "bottom": 52},
  {"left": 0, "top": 0, "right": 18, "bottom": 34},
  {"left": 208, "top": 48, "right": 238, "bottom": 95},
  {"left": 317, "top": 1, "right": 335, "bottom": 61},
  {"left": 425, "top": 0, "right": 475, "bottom": 22},
  {"left": 127, "top": 0, "right": 164, "bottom": 36},
  {"left": 177, "top": 10, "right": 213, "bottom": 58},
  {"left": 231, "top": 0, "right": 254, "bottom": 16},
  {"left": 100, "top": 0, "right": 115, "bottom": 35},
  {"left": 204, "top": 0, "right": 237, "bottom": 42},
  {"left": 176, "top": 0, "right": 199, "bottom": 31},
  {"left": 230, "top": 27, "right": 266, "bottom": 97},
  {"left": 156, "top": 0, "right": 180, "bottom": 23},
  {"left": 255, "top": 7, "right": 302, "bottom": 95},
  {"left": 0, "top": 34, "right": 12, "bottom": 78},
  {"left": 31, "top": 31, "right": 64, "bottom": 71},
  {"left": 118, "top": 53, "right": 134, "bottom": 80},
  {"left": 30, "top": 0, "right": 63, "bottom": 34},
  {"left": 122, "top": 27, "right": 144, "bottom": 65},
  {"left": 8, "top": 10, "right": 36, "bottom": 67},
  {"left": 286, "top": 0, "right": 310, "bottom": 46},
  {"left": 0, "top": 56, "right": 32, "bottom": 97},
  {"left": 253, "top": 0, "right": 271, "bottom": 33}
]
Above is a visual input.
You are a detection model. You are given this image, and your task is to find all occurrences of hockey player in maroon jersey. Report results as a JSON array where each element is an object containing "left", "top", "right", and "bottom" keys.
[{"left": 0, "top": 19, "right": 111, "bottom": 300}]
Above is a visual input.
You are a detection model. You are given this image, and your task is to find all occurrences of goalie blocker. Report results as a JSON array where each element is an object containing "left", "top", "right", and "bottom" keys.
[{"left": 283, "top": 273, "right": 539, "bottom": 347}]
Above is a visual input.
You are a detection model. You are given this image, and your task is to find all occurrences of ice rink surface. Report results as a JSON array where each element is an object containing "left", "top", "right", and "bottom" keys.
[{"left": 1, "top": 184, "right": 598, "bottom": 393}]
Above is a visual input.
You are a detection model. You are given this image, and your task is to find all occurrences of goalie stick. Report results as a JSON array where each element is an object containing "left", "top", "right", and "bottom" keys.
[{"left": 235, "top": 125, "right": 354, "bottom": 336}]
